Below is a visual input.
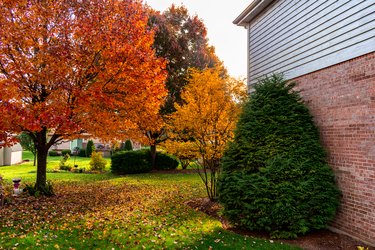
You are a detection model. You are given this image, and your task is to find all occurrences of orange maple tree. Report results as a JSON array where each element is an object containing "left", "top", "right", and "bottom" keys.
[
  {"left": 0, "top": 0, "right": 167, "bottom": 190},
  {"left": 168, "top": 68, "right": 246, "bottom": 200}
]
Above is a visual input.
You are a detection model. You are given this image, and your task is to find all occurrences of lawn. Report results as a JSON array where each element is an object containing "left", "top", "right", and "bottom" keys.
[{"left": 0, "top": 152, "right": 300, "bottom": 249}]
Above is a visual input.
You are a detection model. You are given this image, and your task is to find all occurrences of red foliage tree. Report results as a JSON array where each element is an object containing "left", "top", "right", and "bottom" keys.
[{"left": 0, "top": 0, "right": 166, "bottom": 190}]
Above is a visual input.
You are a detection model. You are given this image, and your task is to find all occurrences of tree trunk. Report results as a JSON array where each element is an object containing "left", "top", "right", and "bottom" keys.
[
  {"left": 34, "top": 128, "right": 49, "bottom": 190},
  {"left": 150, "top": 144, "right": 157, "bottom": 169},
  {"left": 36, "top": 146, "right": 48, "bottom": 190},
  {"left": 33, "top": 151, "right": 37, "bottom": 167}
]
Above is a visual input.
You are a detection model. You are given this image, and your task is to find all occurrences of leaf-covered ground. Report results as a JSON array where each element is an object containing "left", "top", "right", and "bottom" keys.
[{"left": 0, "top": 154, "right": 299, "bottom": 249}]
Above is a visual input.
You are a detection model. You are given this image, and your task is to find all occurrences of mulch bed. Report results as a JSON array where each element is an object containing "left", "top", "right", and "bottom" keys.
[{"left": 186, "top": 197, "right": 375, "bottom": 250}]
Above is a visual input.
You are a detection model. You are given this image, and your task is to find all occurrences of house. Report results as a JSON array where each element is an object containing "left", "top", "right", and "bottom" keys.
[
  {"left": 51, "top": 138, "right": 142, "bottom": 157},
  {"left": 234, "top": 0, "right": 375, "bottom": 246},
  {"left": 0, "top": 143, "right": 23, "bottom": 166}
]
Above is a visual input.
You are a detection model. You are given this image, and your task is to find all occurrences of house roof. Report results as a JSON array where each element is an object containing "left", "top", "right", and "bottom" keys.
[{"left": 233, "top": 0, "right": 275, "bottom": 26}]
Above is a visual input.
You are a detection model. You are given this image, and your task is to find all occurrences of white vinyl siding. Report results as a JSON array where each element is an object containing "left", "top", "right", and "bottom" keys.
[{"left": 247, "top": 0, "right": 375, "bottom": 86}]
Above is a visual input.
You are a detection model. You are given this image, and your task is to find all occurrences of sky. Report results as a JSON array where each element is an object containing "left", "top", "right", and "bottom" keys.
[{"left": 144, "top": 0, "right": 249, "bottom": 79}]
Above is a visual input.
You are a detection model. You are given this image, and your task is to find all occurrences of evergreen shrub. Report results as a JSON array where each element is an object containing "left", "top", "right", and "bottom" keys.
[
  {"left": 86, "top": 140, "right": 95, "bottom": 157},
  {"left": 111, "top": 150, "right": 152, "bottom": 174},
  {"left": 124, "top": 140, "right": 133, "bottom": 151},
  {"left": 218, "top": 74, "right": 341, "bottom": 239},
  {"left": 155, "top": 152, "right": 179, "bottom": 170}
]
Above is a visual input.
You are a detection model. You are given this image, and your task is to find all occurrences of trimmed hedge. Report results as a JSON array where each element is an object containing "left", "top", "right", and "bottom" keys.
[
  {"left": 61, "top": 149, "right": 71, "bottom": 156},
  {"left": 111, "top": 150, "right": 152, "bottom": 174},
  {"left": 49, "top": 150, "right": 59, "bottom": 156},
  {"left": 218, "top": 74, "right": 341, "bottom": 239},
  {"left": 111, "top": 150, "right": 179, "bottom": 174},
  {"left": 154, "top": 152, "right": 179, "bottom": 170}
]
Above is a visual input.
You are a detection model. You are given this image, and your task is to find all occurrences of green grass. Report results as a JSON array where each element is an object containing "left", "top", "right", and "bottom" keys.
[{"left": 0, "top": 152, "right": 300, "bottom": 250}]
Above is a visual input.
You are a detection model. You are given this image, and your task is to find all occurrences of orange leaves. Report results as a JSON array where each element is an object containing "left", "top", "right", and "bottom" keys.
[{"left": 0, "top": 0, "right": 167, "bottom": 142}]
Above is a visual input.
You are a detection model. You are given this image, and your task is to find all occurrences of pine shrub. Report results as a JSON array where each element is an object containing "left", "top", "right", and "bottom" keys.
[
  {"left": 86, "top": 140, "right": 95, "bottom": 157},
  {"left": 218, "top": 74, "right": 341, "bottom": 239},
  {"left": 124, "top": 139, "right": 133, "bottom": 151}
]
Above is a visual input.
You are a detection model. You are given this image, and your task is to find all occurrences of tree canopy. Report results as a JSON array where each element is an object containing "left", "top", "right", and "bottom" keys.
[
  {"left": 0, "top": 0, "right": 167, "bottom": 190},
  {"left": 148, "top": 4, "right": 224, "bottom": 114}
]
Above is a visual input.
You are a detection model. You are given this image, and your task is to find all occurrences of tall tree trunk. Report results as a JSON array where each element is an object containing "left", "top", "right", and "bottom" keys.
[
  {"left": 150, "top": 144, "right": 157, "bottom": 169},
  {"left": 34, "top": 128, "right": 49, "bottom": 190},
  {"left": 36, "top": 146, "right": 48, "bottom": 190}
]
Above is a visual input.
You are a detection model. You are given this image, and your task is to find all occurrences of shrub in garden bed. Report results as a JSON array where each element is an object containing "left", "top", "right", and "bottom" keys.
[
  {"left": 218, "top": 74, "right": 341, "bottom": 239},
  {"left": 111, "top": 150, "right": 152, "bottom": 174}
]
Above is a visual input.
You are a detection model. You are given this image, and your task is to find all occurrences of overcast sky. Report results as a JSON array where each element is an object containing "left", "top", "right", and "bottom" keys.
[{"left": 144, "top": 0, "right": 249, "bottom": 79}]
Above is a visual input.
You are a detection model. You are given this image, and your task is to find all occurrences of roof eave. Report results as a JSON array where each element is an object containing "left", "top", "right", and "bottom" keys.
[{"left": 233, "top": 0, "right": 275, "bottom": 27}]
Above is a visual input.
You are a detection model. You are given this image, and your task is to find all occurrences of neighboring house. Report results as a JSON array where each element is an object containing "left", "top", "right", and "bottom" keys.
[
  {"left": 52, "top": 138, "right": 142, "bottom": 157},
  {"left": 0, "top": 143, "right": 23, "bottom": 166},
  {"left": 51, "top": 138, "right": 84, "bottom": 152},
  {"left": 235, "top": 0, "right": 374, "bottom": 246}
]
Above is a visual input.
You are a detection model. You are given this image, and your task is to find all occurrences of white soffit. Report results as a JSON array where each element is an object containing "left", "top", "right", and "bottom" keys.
[{"left": 233, "top": 0, "right": 275, "bottom": 27}]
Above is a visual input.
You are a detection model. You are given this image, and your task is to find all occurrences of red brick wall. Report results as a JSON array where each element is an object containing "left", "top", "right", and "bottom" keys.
[{"left": 294, "top": 52, "right": 375, "bottom": 245}]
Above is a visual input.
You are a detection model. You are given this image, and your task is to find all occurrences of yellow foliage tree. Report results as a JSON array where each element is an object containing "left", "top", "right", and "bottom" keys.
[{"left": 168, "top": 68, "right": 246, "bottom": 200}]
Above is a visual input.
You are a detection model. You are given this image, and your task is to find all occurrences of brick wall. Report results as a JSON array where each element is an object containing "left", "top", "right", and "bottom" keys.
[{"left": 294, "top": 52, "right": 375, "bottom": 245}]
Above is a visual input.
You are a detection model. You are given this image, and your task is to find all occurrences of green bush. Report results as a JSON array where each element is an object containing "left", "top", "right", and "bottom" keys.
[
  {"left": 124, "top": 139, "right": 133, "bottom": 151},
  {"left": 49, "top": 150, "right": 59, "bottom": 157},
  {"left": 111, "top": 150, "right": 152, "bottom": 174},
  {"left": 61, "top": 149, "right": 71, "bottom": 156},
  {"left": 218, "top": 74, "right": 341, "bottom": 239},
  {"left": 78, "top": 149, "right": 86, "bottom": 157},
  {"left": 155, "top": 152, "right": 179, "bottom": 170},
  {"left": 89, "top": 152, "right": 107, "bottom": 171},
  {"left": 86, "top": 140, "right": 95, "bottom": 157}
]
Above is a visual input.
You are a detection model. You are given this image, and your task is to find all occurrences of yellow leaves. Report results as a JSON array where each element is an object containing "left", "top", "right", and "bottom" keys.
[{"left": 169, "top": 67, "right": 246, "bottom": 160}]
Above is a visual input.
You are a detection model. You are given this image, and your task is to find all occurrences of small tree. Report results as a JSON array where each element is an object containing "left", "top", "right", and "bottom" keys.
[
  {"left": 59, "top": 154, "right": 71, "bottom": 171},
  {"left": 86, "top": 140, "right": 95, "bottom": 158},
  {"left": 89, "top": 152, "right": 107, "bottom": 171},
  {"left": 168, "top": 68, "right": 246, "bottom": 200},
  {"left": 18, "top": 132, "right": 37, "bottom": 166},
  {"left": 218, "top": 74, "right": 341, "bottom": 238}
]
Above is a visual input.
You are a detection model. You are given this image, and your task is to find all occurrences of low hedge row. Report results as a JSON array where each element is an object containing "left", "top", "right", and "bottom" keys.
[{"left": 111, "top": 150, "right": 179, "bottom": 174}]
